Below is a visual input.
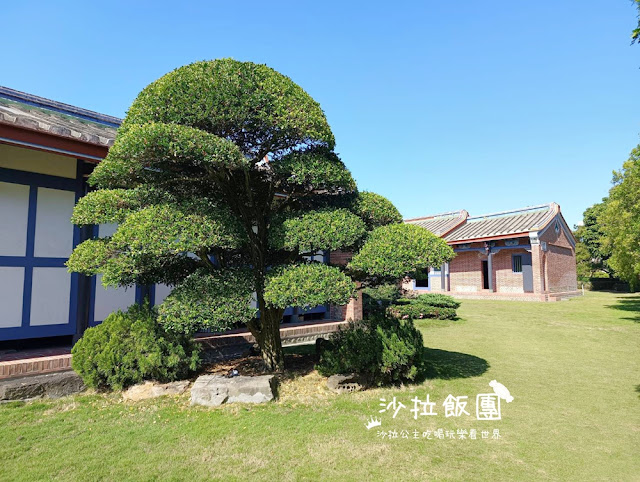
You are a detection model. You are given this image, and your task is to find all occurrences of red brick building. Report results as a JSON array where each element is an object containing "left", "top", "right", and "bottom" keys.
[{"left": 404, "top": 203, "right": 579, "bottom": 301}]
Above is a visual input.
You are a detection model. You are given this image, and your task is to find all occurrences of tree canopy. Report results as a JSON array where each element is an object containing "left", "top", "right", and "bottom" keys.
[
  {"left": 633, "top": 0, "right": 640, "bottom": 44},
  {"left": 574, "top": 201, "right": 613, "bottom": 280},
  {"left": 599, "top": 145, "right": 640, "bottom": 290},
  {"left": 67, "top": 59, "right": 454, "bottom": 370}
]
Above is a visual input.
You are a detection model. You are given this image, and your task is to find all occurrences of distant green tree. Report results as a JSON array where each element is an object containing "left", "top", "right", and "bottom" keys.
[
  {"left": 574, "top": 202, "right": 612, "bottom": 280},
  {"left": 600, "top": 145, "right": 640, "bottom": 291},
  {"left": 632, "top": 0, "right": 640, "bottom": 44},
  {"left": 67, "top": 59, "right": 454, "bottom": 371}
]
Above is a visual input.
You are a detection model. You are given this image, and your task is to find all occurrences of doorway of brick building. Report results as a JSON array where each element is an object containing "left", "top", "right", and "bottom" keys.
[{"left": 482, "top": 260, "right": 490, "bottom": 289}]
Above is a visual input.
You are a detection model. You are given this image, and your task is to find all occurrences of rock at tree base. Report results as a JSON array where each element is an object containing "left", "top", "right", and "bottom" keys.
[
  {"left": 123, "top": 381, "right": 190, "bottom": 401},
  {"left": 190, "top": 374, "right": 277, "bottom": 407},
  {"left": 0, "top": 371, "right": 85, "bottom": 401},
  {"left": 327, "top": 374, "right": 364, "bottom": 393}
]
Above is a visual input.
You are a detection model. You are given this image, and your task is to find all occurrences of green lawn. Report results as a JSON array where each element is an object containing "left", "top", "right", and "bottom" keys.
[{"left": 1, "top": 291, "right": 639, "bottom": 481}]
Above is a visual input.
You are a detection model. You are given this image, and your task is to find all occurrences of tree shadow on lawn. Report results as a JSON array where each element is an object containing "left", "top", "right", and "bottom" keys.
[
  {"left": 605, "top": 294, "right": 640, "bottom": 322},
  {"left": 417, "top": 348, "right": 490, "bottom": 381},
  {"left": 201, "top": 345, "right": 489, "bottom": 387}
]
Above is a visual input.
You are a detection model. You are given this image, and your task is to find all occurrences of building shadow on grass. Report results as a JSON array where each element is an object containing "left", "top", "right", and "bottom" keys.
[
  {"left": 417, "top": 348, "right": 490, "bottom": 381},
  {"left": 605, "top": 294, "right": 640, "bottom": 323}
]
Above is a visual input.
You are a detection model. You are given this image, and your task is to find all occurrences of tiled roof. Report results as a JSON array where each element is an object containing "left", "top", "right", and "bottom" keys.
[
  {"left": 405, "top": 210, "right": 468, "bottom": 236},
  {"left": 444, "top": 204, "right": 558, "bottom": 243},
  {"left": 406, "top": 203, "right": 561, "bottom": 243},
  {"left": 0, "top": 86, "right": 120, "bottom": 148}
]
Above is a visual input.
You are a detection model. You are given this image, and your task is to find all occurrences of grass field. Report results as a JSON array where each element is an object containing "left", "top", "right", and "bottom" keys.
[{"left": 1, "top": 291, "right": 638, "bottom": 481}]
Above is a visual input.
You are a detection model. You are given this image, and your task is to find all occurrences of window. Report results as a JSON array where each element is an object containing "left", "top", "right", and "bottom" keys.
[
  {"left": 415, "top": 278, "right": 429, "bottom": 288},
  {"left": 512, "top": 254, "right": 523, "bottom": 273},
  {"left": 431, "top": 265, "right": 441, "bottom": 273}
]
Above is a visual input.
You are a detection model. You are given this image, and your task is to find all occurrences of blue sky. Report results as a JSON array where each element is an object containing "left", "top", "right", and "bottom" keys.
[{"left": 2, "top": 1, "right": 639, "bottom": 227}]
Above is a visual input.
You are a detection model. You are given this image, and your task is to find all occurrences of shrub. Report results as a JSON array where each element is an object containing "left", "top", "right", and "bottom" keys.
[
  {"left": 388, "top": 301, "right": 457, "bottom": 320},
  {"left": 414, "top": 293, "right": 461, "bottom": 309},
  {"left": 316, "top": 317, "right": 424, "bottom": 386},
  {"left": 71, "top": 303, "right": 201, "bottom": 390},
  {"left": 362, "top": 283, "right": 401, "bottom": 317}
]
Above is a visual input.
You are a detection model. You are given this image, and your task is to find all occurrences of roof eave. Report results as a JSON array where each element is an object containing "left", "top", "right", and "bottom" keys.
[{"left": 0, "top": 123, "right": 109, "bottom": 162}]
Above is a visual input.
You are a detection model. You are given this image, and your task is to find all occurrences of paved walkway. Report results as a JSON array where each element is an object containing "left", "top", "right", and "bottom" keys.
[{"left": 0, "top": 346, "right": 72, "bottom": 379}]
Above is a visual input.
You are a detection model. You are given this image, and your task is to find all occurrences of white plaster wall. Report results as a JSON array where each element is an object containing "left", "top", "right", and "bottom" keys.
[
  {"left": 30, "top": 267, "right": 71, "bottom": 326},
  {"left": 154, "top": 284, "right": 173, "bottom": 305},
  {"left": 99, "top": 223, "right": 118, "bottom": 237},
  {"left": 0, "top": 182, "right": 29, "bottom": 256},
  {"left": 0, "top": 144, "right": 77, "bottom": 178},
  {"left": 93, "top": 274, "right": 136, "bottom": 322},
  {"left": 33, "top": 188, "right": 76, "bottom": 258},
  {"left": 92, "top": 224, "right": 136, "bottom": 322},
  {"left": 0, "top": 267, "right": 24, "bottom": 327}
]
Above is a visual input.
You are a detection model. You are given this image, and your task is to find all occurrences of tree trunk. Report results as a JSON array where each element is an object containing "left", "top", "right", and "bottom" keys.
[{"left": 257, "top": 308, "right": 285, "bottom": 372}]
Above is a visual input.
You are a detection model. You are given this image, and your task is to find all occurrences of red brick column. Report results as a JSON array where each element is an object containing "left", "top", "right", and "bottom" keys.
[
  {"left": 328, "top": 250, "right": 363, "bottom": 321},
  {"left": 345, "top": 283, "right": 363, "bottom": 321},
  {"left": 530, "top": 243, "right": 545, "bottom": 294}
]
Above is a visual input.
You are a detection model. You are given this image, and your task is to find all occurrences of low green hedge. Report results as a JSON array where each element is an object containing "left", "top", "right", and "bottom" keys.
[
  {"left": 72, "top": 303, "right": 201, "bottom": 390},
  {"left": 413, "top": 293, "right": 461, "bottom": 309},
  {"left": 388, "top": 301, "right": 457, "bottom": 320}
]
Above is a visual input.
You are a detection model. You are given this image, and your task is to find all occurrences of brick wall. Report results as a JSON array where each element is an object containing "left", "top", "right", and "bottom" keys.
[
  {"left": 449, "top": 251, "right": 483, "bottom": 292},
  {"left": 494, "top": 248, "right": 527, "bottom": 293},
  {"left": 429, "top": 271, "right": 445, "bottom": 292},
  {"left": 328, "top": 250, "right": 363, "bottom": 321},
  {"left": 540, "top": 221, "right": 578, "bottom": 293},
  {"left": 329, "top": 250, "right": 352, "bottom": 267},
  {"left": 531, "top": 243, "right": 544, "bottom": 294}
]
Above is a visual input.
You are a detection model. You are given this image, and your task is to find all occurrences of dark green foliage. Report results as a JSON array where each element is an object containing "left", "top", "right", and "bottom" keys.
[
  {"left": 119, "top": 59, "right": 335, "bottom": 155},
  {"left": 600, "top": 145, "right": 640, "bottom": 291},
  {"left": 71, "top": 304, "right": 201, "bottom": 390},
  {"left": 274, "top": 147, "right": 356, "bottom": 193},
  {"left": 68, "top": 59, "right": 455, "bottom": 371},
  {"left": 71, "top": 189, "right": 142, "bottom": 225},
  {"left": 316, "top": 317, "right": 424, "bottom": 386},
  {"left": 269, "top": 208, "right": 366, "bottom": 253},
  {"left": 349, "top": 224, "right": 455, "bottom": 282},
  {"left": 388, "top": 301, "right": 457, "bottom": 321},
  {"left": 574, "top": 202, "right": 613, "bottom": 281},
  {"left": 158, "top": 269, "right": 257, "bottom": 335},
  {"left": 90, "top": 123, "right": 247, "bottom": 190},
  {"left": 66, "top": 239, "right": 111, "bottom": 277},
  {"left": 410, "top": 293, "right": 461, "bottom": 309},
  {"left": 362, "top": 283, "right": 401, "bottom": 317},
  {"left": 387, "top": 293, "right": 460, "bottom": 320},
  {"left": 633, "top": 0, "right": 640, "bottom": 44},
  {"left": 110, "top": 204, "right": 244, "bottom": 255},
  {"left": 353, "top": 191, "right": 402, "bottom": 228},
  {"left": 264, "top": 263, "right": 355, "bottom": 309}
]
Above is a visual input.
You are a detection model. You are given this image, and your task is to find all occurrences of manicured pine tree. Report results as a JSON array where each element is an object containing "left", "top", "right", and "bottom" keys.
[{"left": 67, "top": 59, "right": 454, "bottom": 371}]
